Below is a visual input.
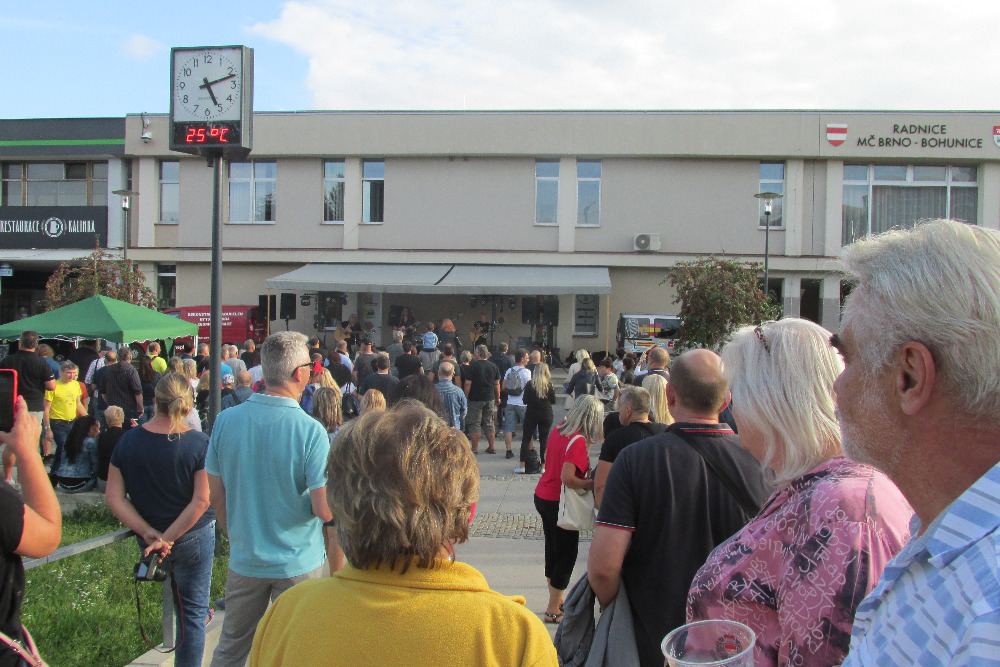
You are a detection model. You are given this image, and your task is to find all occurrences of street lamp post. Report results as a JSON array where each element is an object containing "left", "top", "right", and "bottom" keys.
[
  {"left": 754, "top": 191, "right": 783, "bottom": 299},
  {"left": 112, "top": 189, "right": 139, "bottom": 261}
]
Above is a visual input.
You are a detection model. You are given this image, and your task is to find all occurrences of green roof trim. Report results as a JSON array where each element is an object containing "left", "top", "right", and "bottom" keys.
[{"left": 0, "top": 139, "right": 125, "bottom": 147}]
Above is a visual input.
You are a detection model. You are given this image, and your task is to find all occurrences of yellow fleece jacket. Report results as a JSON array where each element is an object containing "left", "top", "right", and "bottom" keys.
[{"left": 250, "top": 559, "right": 558, "bottom": 667}]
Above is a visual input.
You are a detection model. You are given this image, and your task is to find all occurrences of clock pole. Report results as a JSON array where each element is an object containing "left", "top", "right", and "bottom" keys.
[{"left": 169, "top": 45, "right": 253, "bottom": 433}]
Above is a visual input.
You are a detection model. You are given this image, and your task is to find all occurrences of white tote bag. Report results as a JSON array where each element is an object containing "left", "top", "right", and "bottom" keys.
[{"left": 557, "top": 435, "right": 595, "bottom": 531}]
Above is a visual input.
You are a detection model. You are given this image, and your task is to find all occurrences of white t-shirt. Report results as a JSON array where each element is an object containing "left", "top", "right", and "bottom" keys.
[{"left": 503, "top": 366, "right": 532, "bottom": 407}]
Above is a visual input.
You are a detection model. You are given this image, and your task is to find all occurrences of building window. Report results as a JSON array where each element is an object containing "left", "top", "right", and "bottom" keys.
[
  {"left": 842, "top": 164, "right": 978, "bottom": 245},
  {"left": 362, "top": 160, "right": 384, "bottom": 223},
  {"left": 535, "top": 160, "right": 559, "bottom": 225},
  {"left": 159, "top": 161, "right": 179, "bottom": 223},
  {"left": 229, "top": 161, "right": 276, "bottom": 224},
  {"left": 323, "top": 160, "right": 345, "bottom": 223},
  {"left": 0, "top": 161, "right": 107, "bottom": 206},
  {"left": 758, "top": 162, "right": 784, "bottom": 229},
  {"left": 574, "top": 295, "right": 599, "bottom": 335},
  {"left": 577, "top": 161, "right": 601, "bottom": 227},
  {"left": 157, "top": 264, "right": 176, "bottom": 309}
]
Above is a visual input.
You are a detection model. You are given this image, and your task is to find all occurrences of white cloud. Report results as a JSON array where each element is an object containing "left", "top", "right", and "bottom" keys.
[
  {"left": 123, "top": 33, "right": 165, "bottom": 61},
  {"left": 250, "top": 0, "right": 1000, "bottom": 110}
]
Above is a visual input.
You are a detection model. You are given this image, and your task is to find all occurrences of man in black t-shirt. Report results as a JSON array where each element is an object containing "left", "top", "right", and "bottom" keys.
[
  {"left": 463, "top": 345, "right": 500, "bottom": 454},
  {"left": 0, "top": 330, "right": 55, "bottom": 478},
  {"left": 632, "top": 346, "right": 670, "bottom": 386},
  {"left": 593, "top": 386, "right": 667, "bottom": 507},
  {"left": 588, "top": 350, "right": 770, "bottom": 667},
  {"left": 358, "top": 353, "right": 399, "bottom": 398},
  {"left": 394, "top": 341, "right": 423, "bottom": 379}
]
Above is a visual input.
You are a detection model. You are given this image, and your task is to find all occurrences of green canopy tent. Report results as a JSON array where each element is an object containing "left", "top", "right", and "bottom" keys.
[{"left": 0, "top": 295, "right": 198, "bottom": 344}]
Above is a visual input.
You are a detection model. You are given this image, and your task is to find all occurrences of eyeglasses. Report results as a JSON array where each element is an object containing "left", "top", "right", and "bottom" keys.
[
  {"left": 291, "top": 362, "right": 312, "bottom": 379},
  {"left": 754, "top": 323, "right": 771, "bottom": 354}
]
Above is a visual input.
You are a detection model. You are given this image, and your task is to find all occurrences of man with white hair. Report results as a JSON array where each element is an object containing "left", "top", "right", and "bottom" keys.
[
  {"left": 223, "top": 344, "right": 247, "bottom": 375},
  {"left": 207, "top": 331, "right": 333, "bottom": 666},
  {"left": 837, "top": 220, "right": 1000, "bottom": 665}
]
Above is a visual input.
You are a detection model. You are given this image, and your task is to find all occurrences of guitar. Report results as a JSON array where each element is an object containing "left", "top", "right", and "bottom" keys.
[
  {"left": 333, "top": 323, "right": 355, "bottom": 342},
  {"left": 469, "top": 322, "right": 489, "bottom": 345}
]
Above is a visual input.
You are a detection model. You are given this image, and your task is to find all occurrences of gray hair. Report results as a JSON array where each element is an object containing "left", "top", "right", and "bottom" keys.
[
  {"left": 393, "top": 330, "right": 404, "bottom": 343},
  {"left": 722, "top": 318, "right": 843, "bottom": 488},
  {"left": 558, "top": 394, "right": 604, "bottom": 443},
  {"left": 618, "top": 385, "right": 651, "bottom": 416},
  {"left": 59, "top": 360, "right": 78, "bottom": 373},
  {"left": 261, "top": 331, "right": 310, "bottom": 387},
  {"left": 475, "top": 344, "right": 489, "bottom": 359},
  {"left": 438, "top": 360, "right": 455, "bottom": 378},
  {"left": 842, "top": 219, "right": 1000, "bottom": 420}
]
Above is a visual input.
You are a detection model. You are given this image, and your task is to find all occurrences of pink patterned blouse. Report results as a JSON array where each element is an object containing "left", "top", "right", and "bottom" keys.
[{"left": 686, "top": 457, "right": 913, "bottom": 667}]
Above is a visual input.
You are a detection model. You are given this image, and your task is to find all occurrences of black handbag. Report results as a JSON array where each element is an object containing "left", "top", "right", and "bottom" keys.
[{"left": 524, "top": 448, "right": 542, "bottom": 474}]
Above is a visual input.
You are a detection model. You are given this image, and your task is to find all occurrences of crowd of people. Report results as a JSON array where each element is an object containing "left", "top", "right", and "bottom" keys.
[{"left": 0, "top": 218, "right": 998, "bottom": 665}]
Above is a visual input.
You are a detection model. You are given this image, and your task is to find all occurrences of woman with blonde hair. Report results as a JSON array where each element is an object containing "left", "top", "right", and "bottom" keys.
[
  {"left": 686, "top": 318, "right": 913, "bottom": 666},
  {"left": 182, "top": 358, "right": 199, "bottom": 393},
  {"left": 641, "top": 373, "right": 673, "bottom": 426},
  {"left": 311, "top": 386, "right": 343, "bottom": 443},
  {"left": 563, "top": 349, "right": 591, "bottom": 408},
  {"left": 360, "top": 389, "right": 386, "bottom": 414},
  {"left": 106, "top": 373, "right": 215, "bottom": 667},
  {"left": 250, "top": 402, "right": 557, "bottom": 666},
  {"left": 167, "top": 356, "right": 184, "bottom": 375},
  {"left": 533, "top": 394, "right": 603, "bottom": 623},
  {"left": 516, "top": 362, "right": 556, "bottom": 472}
]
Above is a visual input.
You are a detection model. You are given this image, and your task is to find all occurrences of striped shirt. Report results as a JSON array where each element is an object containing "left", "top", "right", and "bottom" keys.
[{"left": 843, "top": 460, "right": 1000, "bottom": 666}]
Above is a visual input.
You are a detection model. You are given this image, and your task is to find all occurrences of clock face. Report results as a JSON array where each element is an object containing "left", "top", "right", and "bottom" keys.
[{"left": 171, "top": 48, "right": 243, "bottom": 122}]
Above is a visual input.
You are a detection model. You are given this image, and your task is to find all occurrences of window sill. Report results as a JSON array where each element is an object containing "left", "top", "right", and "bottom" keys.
[
  {"left": 576, "top": 224, "right": 601, "bottom": 229},
  {"left": 155, "top": 221, "right": 179, "bottom": 226},
  {"left": 534, "top": 222, "right": 558, "bottom": 227},
  {"left": 321, "top": 221, "right": 345, "bottom": 225},
  {"left": 227, "top": 221, "right": 277, "bottom": 225},
  {"left": 361, "top": 221, "right": 384, "bottom": 225},
  {"left": 573, "top": 332, "right": 599, "bottom": 337},
  {"left": 757, "top": 226, "right": 786, "bottom": 231}
]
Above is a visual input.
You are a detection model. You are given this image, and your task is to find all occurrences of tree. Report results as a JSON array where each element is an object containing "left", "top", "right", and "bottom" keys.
[
  {"left": 43, "top": 247, "right": 157, "bottom": 311},
  {"left": 663, "top": 257, "right": 782, "bottom": 351}
]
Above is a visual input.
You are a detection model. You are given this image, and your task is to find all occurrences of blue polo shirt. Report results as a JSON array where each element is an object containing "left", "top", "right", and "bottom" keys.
[{"left": 206, "top": 393, "right": 329, "bottom": 578}]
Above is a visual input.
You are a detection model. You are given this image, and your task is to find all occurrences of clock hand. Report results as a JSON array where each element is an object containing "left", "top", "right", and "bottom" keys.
[
  {"left": 200, "top": 77, "right": 219, "bottom": 106},
  {"left": 206, "top": 73, "right": 237, "bottom": 87}
]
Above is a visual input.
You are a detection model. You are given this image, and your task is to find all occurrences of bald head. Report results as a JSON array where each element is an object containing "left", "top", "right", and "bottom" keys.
[
  {"left": 235, "top": 371, "right": 252, "bottom": 387},
  {"left": 667, "top": 349, "right": 728, "bottom": 418}
]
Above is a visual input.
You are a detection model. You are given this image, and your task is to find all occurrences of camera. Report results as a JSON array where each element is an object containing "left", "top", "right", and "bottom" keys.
[{"left": 134, "top": 553, "right": 169, "bottom": 582}]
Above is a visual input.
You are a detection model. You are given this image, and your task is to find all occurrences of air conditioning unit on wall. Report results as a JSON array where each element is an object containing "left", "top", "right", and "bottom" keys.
[{"left": 633, "top": 233, "right": 661, "bottom": 252}]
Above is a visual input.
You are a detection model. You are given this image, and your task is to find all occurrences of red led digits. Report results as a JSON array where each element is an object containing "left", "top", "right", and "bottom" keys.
[{"left": 182, "top": 124, "right": 233, "bottom": 144}]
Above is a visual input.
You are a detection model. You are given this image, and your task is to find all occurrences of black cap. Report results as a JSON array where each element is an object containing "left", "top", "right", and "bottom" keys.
[{"left": 360, "top": 336, "right": 373, "bottom": 345}]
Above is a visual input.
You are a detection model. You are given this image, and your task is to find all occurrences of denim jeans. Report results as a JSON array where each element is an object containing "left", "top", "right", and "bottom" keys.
[
  {"left": 140, "top": 521, "right": 216, "bottom": 667},
  {"left": 49, "top": 419, "right": 73, "bottom": 471}
]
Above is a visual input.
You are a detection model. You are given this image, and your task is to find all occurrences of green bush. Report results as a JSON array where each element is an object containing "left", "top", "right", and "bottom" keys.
[{"left": 23, "top": 504, "right": 229, "bottom": 667}]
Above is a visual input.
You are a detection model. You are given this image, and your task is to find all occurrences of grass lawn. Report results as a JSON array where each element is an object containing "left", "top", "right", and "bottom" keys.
[{"left": 23, "top": 504, "right": 229, "bottom": 667}]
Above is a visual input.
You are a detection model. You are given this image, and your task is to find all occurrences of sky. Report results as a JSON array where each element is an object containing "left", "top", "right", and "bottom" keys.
[{"left": 3, "top": 0, "right": 999, "bottom": 119}]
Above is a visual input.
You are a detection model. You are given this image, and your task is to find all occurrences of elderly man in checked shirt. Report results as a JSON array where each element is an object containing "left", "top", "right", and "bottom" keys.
[{"left": 835, "top": 219, "right": 1000, "bottom": 666}]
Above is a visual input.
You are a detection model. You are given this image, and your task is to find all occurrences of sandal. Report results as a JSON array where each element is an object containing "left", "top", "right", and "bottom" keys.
[{"left": 544, "top": 612, "right": 564, "bottom": 624}]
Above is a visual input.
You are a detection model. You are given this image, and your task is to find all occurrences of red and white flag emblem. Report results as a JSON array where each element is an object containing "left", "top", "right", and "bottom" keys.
[
  {"left": 993, "top": 126, "right": 1000, "bottom": 148},
  {"left": 827, "top": 123, "right": 848, "bottom": 146}
]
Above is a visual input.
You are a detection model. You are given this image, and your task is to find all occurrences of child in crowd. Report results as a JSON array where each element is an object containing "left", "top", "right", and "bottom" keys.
[
  {"left": 97, "top": 406, "right": 125, "bottom": 492},
  {"left": 421, "top": 322, "right": 438, "bottom": 352}
]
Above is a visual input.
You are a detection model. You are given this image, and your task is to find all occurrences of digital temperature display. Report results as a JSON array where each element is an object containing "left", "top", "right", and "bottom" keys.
[{"left": 171, "top": 122, "right": 241, "bottom": 147}]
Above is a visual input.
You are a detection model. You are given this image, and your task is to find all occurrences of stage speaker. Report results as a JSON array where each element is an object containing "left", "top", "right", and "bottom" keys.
[
  {"left": 539, "top": 296, "right": 559, "bottom": 326},
  {"left": 280, "top": 293, "right": 297, "bottom": 320},
  {"left": 259, "top": 294, "right": 276, "bottom": 320},
  {"left": 521, "top": 297, "right": 538, "bottom": 325}
]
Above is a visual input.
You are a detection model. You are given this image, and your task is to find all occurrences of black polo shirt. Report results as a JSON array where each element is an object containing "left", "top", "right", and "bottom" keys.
[
  {"left": 596, "top": 422, "right": 770, "bottom": 667},
  {"left": 598, "top": 420, "right": 668, "bottom": 464},
  {"left": 0, "top": 350, "right": 54, "bottom": 412}
]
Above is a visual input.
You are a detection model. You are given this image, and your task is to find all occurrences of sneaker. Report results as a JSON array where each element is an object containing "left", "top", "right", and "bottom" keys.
[
  {"left": 513, "top": 465, "right": 525, "bottom": 474},
  {"left": 505, "top": 450, "right": 514, "bottom": 459}
]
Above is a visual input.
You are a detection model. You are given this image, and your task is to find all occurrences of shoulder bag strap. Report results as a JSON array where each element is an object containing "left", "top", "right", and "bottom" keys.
[{"left": 673, "top": 429, "right": 760, "bottom": 519}]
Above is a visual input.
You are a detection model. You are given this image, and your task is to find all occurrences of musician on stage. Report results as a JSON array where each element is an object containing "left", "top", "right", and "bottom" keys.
[
  {"left": 335, "top": 313, "right": 361, "bottom": 352},
  {"left": 391, "top": 306, "right": 418, "bottom": 342},
  {"left": 471, "top": 312, "right": 490, "bottom": 347}
]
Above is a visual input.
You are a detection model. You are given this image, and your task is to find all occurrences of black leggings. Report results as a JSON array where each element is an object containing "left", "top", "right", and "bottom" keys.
[
  {"left": 534, "top": 494, "right": 579, "bottom": 591},
  {"left": 521, "top": 411, "right": 553, "bottom": 463}
]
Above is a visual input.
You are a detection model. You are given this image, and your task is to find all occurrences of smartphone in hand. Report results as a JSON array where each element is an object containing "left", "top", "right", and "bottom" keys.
[{"left": 0, "top": 369, "right": 17, "bottom": 432}]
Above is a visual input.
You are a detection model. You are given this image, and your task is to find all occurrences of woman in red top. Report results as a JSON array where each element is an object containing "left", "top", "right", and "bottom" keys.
[{"left": 533, "top": 394, "right": 603, "bottom": 623}]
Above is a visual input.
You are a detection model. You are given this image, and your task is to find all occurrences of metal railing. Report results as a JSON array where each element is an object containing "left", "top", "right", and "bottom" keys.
[{"left": 24, "top": 528, "right": 179, "bottom": 649}]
